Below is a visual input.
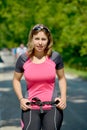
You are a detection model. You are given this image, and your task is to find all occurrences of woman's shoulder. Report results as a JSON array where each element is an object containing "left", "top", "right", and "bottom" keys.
[
  {"left": 15, "top": 52, "right": 29, "bottom": 73},
  {"left": 50, "top": 51, "right": 64, "bottom": 69},
  {"left": 50, "top": 51, "right": 61, "bottom": 60},
  {"left": 17, "top": 52, "right": 29, "bottom": 62}
]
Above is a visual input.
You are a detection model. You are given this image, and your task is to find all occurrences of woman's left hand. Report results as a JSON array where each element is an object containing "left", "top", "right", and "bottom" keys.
[{"left": 55, "top": 97, "right": 67, "bottom": 110}]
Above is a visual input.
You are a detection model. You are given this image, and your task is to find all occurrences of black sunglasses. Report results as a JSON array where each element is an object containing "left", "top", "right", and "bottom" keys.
[{"left": 33, "top": 25, "right": 50, "bottom": 33}]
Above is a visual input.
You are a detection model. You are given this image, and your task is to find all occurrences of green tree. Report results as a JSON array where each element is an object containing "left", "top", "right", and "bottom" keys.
[{"left": 0, "top": 0, "right": 87, "bottom": 70}]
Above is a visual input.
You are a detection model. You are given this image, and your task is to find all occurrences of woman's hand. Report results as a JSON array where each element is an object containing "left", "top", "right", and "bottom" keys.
[
  {"left": 20, "top": 98, "right": 31, "bottom": 111},
  {"left": 55, "top": 97, "right": 67, "bottom": 110}
]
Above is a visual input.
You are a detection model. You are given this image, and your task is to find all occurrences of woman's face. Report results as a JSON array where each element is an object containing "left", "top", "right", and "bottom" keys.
[{"left": 32, "top": 31, "right": 48, "bottom": 53}]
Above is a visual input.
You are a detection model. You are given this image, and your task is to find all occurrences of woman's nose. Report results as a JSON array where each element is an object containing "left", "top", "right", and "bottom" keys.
[{"left": 39, "top": 40, "right": 42, "bottom": 45}]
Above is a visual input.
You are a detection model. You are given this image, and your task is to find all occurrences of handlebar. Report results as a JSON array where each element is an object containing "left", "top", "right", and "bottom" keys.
[{"left": 26, "top": 97, "right": 59, "bottom": 106}]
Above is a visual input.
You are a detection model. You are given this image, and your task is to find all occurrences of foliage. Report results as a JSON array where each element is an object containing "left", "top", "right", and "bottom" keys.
[{"left": 0, "top": 0, "right": 87, "bottom": 70}]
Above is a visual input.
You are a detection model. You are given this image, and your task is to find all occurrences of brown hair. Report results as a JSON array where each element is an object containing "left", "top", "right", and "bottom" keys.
[{"left": 27, "top": 24, "right": 53, "bottom": 57}]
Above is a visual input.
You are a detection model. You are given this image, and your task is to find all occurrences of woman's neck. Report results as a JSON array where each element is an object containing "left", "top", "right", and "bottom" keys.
[
  {"left": 34, "top": 52, "right": 45, "bottom": 59},
  {"left": 31, "top": 52, "right": 46, "bottom": 64}
]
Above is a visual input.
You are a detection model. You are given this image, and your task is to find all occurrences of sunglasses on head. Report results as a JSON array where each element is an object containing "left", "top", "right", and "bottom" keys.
[{"left": 33, "top": 25, "right": 50, "bottom": 33}]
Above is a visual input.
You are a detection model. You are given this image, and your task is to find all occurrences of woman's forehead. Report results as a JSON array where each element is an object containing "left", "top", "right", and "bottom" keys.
[{"left": 33, "top": 31, "right": 48, "bottom": 38}]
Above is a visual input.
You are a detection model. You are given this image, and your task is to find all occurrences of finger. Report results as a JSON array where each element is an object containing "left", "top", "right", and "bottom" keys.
[{"left": 58, "top": 103, "right": 66, "bottom": 110}]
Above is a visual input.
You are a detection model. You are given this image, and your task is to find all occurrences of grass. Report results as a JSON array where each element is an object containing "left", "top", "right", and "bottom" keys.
[{"left": 65, "top": 66, "right": 87, "bottom": 80}]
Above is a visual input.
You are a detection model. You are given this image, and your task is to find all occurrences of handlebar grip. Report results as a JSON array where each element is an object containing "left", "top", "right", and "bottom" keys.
[
  {"left": 26, "top": 102, "right": 30, "bottom": 105},
  {"left": 55, "top": 100, "right": 60, "bottom": 104}
]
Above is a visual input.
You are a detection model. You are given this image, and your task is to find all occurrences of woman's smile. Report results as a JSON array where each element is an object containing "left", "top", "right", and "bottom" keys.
[{"left": 36, "top": 45, "right": 44, "bottom": 50}]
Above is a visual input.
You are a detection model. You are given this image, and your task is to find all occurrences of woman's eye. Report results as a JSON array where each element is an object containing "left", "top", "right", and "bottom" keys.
[
  {"left": 35, "top": 38, "right": 39, "bottom": 40},
  {"left": 42, "top": 38, "right": 46, "bottom": 40},
  {"left": 34, "top": 37, "right": 47, "bottom": 41}
]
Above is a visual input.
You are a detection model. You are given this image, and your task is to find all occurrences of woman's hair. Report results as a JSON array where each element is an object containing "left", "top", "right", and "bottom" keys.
[{"left": 27, "top": 24, "right": 53, "bottom": 57}]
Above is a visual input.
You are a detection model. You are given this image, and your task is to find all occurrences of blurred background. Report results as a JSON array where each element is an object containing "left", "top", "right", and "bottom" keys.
[
  {"left": 0, "top": 0, "right": 87, "bottom": 73},
  {"left": 0, "top": 0, "right": 87, "bottom": 130}
]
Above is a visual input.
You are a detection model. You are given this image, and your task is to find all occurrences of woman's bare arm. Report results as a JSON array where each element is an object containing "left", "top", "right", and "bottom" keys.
[{"left": 56, "top": 68, "right": 67, "bottom": 110}]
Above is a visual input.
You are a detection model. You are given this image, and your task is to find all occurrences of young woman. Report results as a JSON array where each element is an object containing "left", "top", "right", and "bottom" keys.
[{"left": 13, "top": 24, "right": 67, "bottom": 130}]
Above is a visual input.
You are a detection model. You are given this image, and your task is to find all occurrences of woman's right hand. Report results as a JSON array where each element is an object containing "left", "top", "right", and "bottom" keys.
[{"left": 20, "top": 98, "right": 31, "bottom": 111}]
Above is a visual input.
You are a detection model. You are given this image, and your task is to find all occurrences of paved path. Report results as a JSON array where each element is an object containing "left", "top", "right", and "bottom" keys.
[{"left": 0, "top": 52, "right": 87, "bottom": 130}]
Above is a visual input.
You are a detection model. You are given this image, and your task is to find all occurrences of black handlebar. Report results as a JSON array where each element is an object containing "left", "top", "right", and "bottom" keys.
[{"left": 26, "top": 97, "right": 59, "bottom": 106}]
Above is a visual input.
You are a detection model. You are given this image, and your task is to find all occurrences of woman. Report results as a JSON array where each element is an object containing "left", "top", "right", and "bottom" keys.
[{"left": 13, "top": 24, "right": 67, "bottom": 130}]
